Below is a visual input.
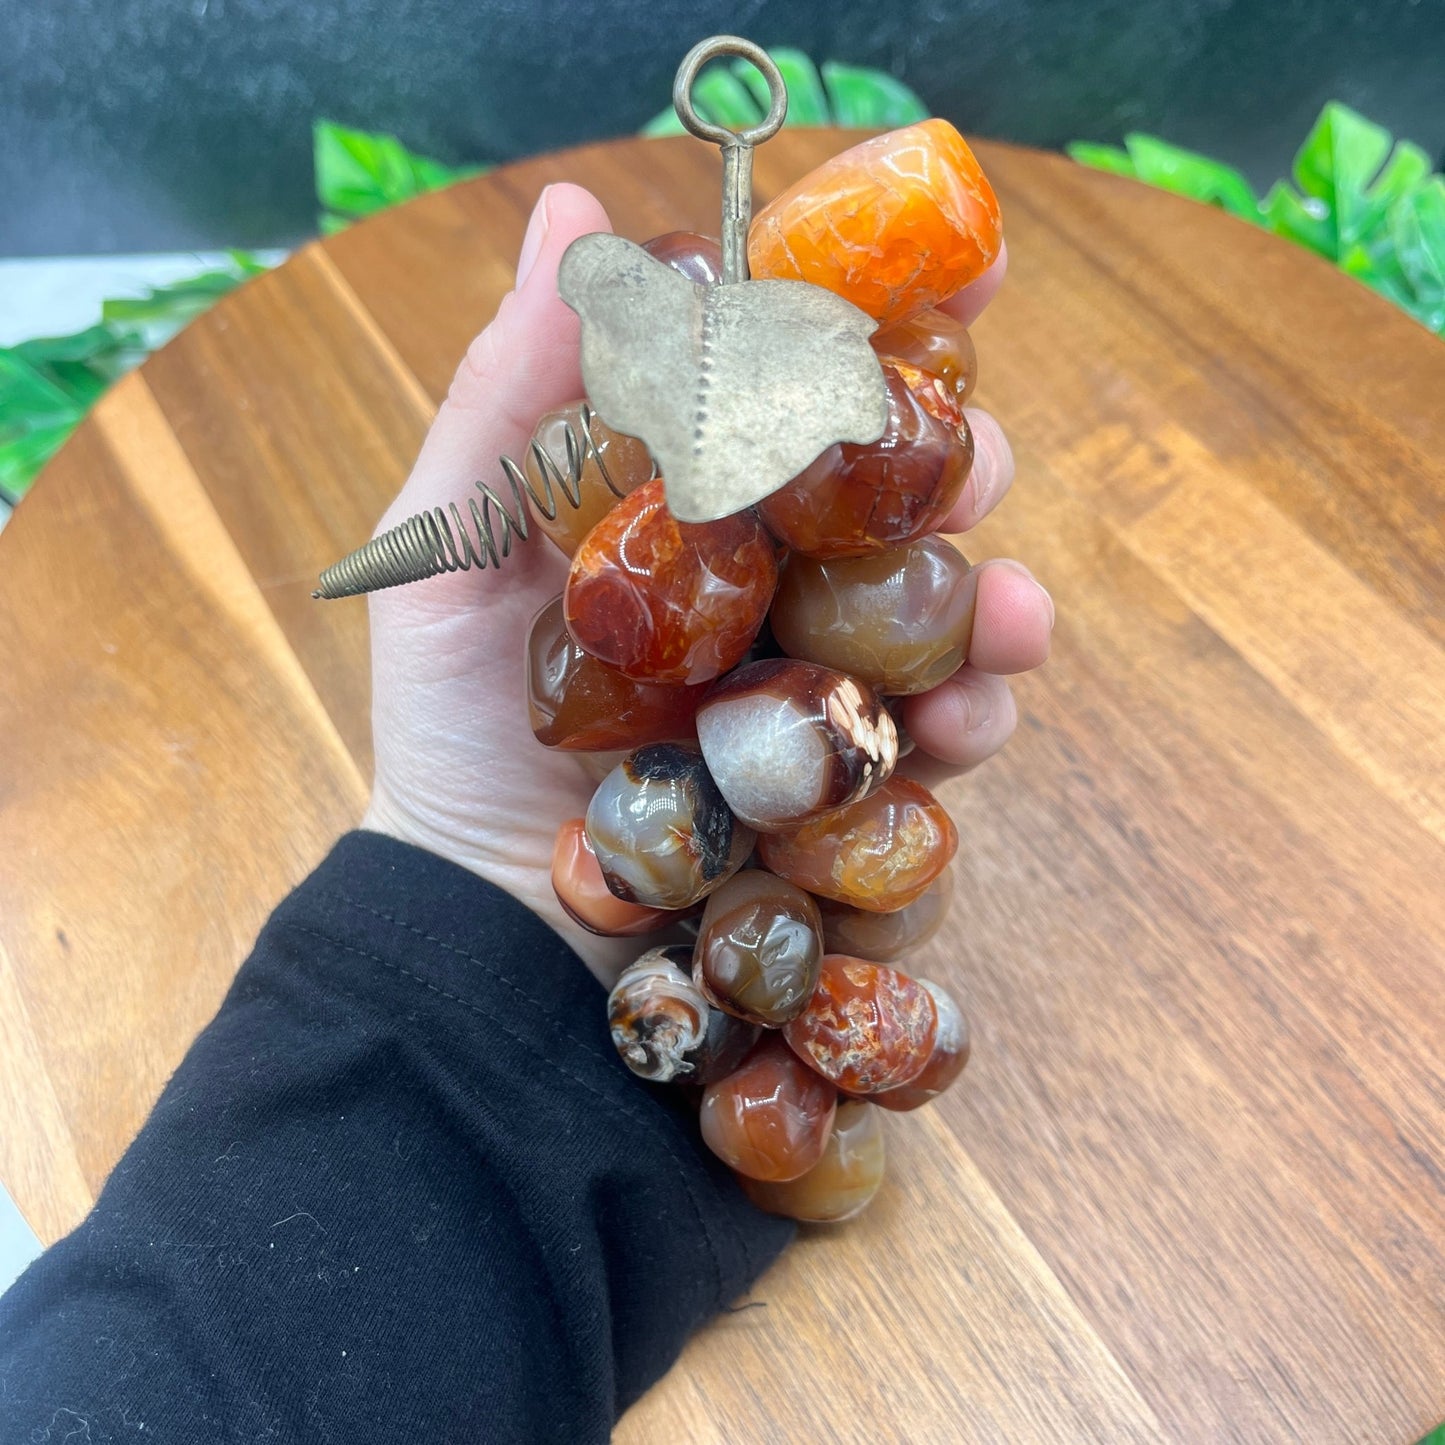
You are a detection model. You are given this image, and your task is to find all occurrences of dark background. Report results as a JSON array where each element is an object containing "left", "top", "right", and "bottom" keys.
[{"left": 3, "top": 0, "right": 1443, "bottom": 256}]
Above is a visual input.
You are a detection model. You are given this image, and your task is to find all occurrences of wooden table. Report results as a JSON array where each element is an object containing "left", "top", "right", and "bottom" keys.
[{"left": 3, "top": 131, "right": 1444, "bottom": 1443}]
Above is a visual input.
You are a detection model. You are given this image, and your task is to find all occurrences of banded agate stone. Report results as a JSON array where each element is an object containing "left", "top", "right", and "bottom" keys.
[
  {"left": 818, "top": 869, "right": 954, "bottom": 964},
  {"left": 757, "top": 776, "right": 958, "bottom": 913},
  {"left": 550, "top": 818, "right": 676, "bottom": 937},
  {"left": 784, "top": 955, "right": 937, "bottom": 1094},
  {"left": 565, "top": 478, "right": 778, "bottom": 685},
  {"left": 770, "top": 536, "right": 976, "bottom": 696},
  {"left": 700, "top": 1034, "right": 837, "bottom": 1182},
  {"left": 757, "top": 361, "right": 973, "bottom": 560},
  {"left": 608, "top": 945, "right": 759, "bottom": 1086},
  {"left": 523, "top": 403, "right": 653, "bottom": 557},
  {"left": 873, "top": 980, "right": 971, "bottom": 1112},
  {"left": 872, "top": 307, "right": 978, "bottom": 407},
  {"left": 643, "top": 230, "right": 724, "bottom": 285},
  {"left": 694, "top": 870, "right": 823, "bottom": 1027},
  {"left": 696, "top": 659, "right": 897, "bottom": 831},
  {"left": 748, "top": 120, "right": 1003, "bottom": 325},
  {"left": 527, "top": 596, "right": 702, "bottom": 751},
  {"left": 742, "top": 1099, "right": 885, "bottom": 1223},
  {"left": 585, "top": 743, "right": 754, "bottom": 910}
]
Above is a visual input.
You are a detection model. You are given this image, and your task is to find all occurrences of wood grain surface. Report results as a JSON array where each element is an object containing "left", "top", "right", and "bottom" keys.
[{"left": 2, "top": 131, "right": 1443, "bottom": 1443}]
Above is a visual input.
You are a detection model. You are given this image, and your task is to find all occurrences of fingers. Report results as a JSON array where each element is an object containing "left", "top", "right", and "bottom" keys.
[
  {"left": 939, "top": 406, "right": 1014, "bottom": 534},
  {"left": 966, "top": 558, "right": 1054, "bottom": 675},
  {"left": 376, "top": 183, "right": 613, "bottom": 534},
  {"left": 940, "top": 240, "right": 1008, "bottom": 329},
  {"left": 899, "top": 667, "right": 1017, "bottom": 779}
]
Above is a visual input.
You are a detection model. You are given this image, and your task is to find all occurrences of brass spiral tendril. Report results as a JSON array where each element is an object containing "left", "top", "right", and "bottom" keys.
[{"left": 313, "top": 405, "right": 653, "bottom": 599}]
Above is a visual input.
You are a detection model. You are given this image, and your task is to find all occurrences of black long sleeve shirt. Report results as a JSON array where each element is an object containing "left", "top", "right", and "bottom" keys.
[{"left": 0, "top": 832, "right": 792, "bottom": 1442}]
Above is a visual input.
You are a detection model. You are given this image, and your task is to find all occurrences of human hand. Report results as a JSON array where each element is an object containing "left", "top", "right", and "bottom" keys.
[{"left": 363, "top": 184, "right": 1052, "bottom": 985}]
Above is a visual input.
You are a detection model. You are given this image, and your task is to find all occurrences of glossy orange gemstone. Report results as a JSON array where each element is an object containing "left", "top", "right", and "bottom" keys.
[
  {"left": 700, "top": 1035, "right": 837, "bottom": 1182},
  {"left": 644, "top": 230, "right": 724, "bottom": 285},
  {"left": 523, "top": 403, "right": 653, "bottom": 557},
  {"left": 872, "top": 308, "right": 978, "bottom": 407},
  {"left": 748, "top": 120, "right": 1003, "bottom": 325},
  {"left": 873, "top": 980, "right": 971, "bottom": 1112},
  {"left": 784, "top": 955, "right": 937, "bottom": 1094},
  {"left": 565, "top": 478, "right": 779, "bottom": 685},
  {"left": 742, "top": 1099, "right": 885, "bottom": 1223},
  {"left": 527, "top": 596, "right": 703, "bottom": 751},
  {"left": 769, "top": 536, "right": 977, "bottom": 696},
  {"left": 818, "top": 868, "right": 955, "bottom": 963},
  {"left": 550, "top": 818, "right": 676, "bottom": 937},
  {"left": 757, "top": 361, "right": 973, "bottom": 559},
  {"left": 757, "top": 776, "right": 958, "bottom": 912}
]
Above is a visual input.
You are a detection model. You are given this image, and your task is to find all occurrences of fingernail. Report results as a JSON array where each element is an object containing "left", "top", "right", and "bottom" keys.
[
  {"left": 963, "top": 683, "right": 994, "bottom": 734},
  {"left": 995, "top": 559, "right": 1055, "bottom": 630},
  {"left": 515, "top": 186, "right": 553, "bottom": 289}
]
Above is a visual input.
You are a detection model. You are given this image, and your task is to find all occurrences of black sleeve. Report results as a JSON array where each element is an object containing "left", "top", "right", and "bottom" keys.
[{"left": 0, "top": 832, "right": 792, "bottom": 1444}]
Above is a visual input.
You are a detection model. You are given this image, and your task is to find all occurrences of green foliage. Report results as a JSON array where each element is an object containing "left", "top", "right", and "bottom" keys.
[
  {"left": 1069, "top": 102, "right": 1445, "bottom": 336},
  {"left": 313, "top": 121, "right": 487, "bottom": 233},
  {"left": 642, "top": 49, "right": 926, "bottom": 136},
  {"left": 0, "top": 253, "right": 266, "bottom": 504}
]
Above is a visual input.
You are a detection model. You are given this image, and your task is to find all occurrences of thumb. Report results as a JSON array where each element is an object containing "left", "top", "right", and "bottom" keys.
[{"left": 375, "top": 182, "right": 615, "bottom": 539}]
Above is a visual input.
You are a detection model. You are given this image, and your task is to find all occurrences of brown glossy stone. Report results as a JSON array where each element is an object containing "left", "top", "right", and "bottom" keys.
[
  {"left": 741, "top": 1098, "right": 885, "bottom": 1222},
  {"left": 757, "top": 776, "right": 958, "bottom": 913},
  {"left": 523, "top": 402, "right": 653, "bottom": 557},
  {"left": 818, "top": 869, "right": 954, "bottom": 963},
  {"left": 551, "top": 818, "right": 676, "bottom": 937},
  {"left": 873, "top": 979, "right": 971, "bottom": 1111},
  {"left": 527, "top": 596, "right": 703, "bottom": 751},
  {"left": 758, "top": 361, "right": 973, "bottom": 560},
  {"left": 872, "top": 307, "right": 978, "bottom": 406},
  {"left": 696, "top": 659, "right": 897, "bottom": 832},
  {"left": 565, "top": 478, "right": 779, "bottom": 686},
  {"left": 699, "top": 1034, "right": 837, "bottom": 1181},
  {"left": 694, "top": 870, "right": 823, "bottom": 1026},
  {"left": 783, "top": 955, "right": 937, "bottom": 1094},
  {"left": 770, "top": 536, "right": 977, "bottom": 696},
  {"left": 608, "top": 944, "right": 759, "bottom": 1085},
  {"left": 585, "top": 743, "right": 755, "bottom": 910},
  {"left": 643, "top": 230, "right": 724, "bottom": 285}
]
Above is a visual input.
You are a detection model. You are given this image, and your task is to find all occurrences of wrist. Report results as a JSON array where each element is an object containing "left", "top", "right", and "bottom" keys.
[{"left": 362, "top": 788, "right": 637, "bottom": 986}]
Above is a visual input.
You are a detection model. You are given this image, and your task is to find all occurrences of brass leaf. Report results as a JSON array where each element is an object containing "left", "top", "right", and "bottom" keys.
[{"left": 558, "top": 233, "right": 889, "bottom": 523}]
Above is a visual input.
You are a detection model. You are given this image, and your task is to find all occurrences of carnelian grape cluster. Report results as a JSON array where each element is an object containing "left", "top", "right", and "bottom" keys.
[{"left": 530, "top": 121, "right": 1003, "bottom": 1223}]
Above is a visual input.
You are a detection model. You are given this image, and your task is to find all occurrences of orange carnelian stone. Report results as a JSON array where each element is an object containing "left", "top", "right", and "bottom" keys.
[
  {"left": 784, "top": 955, "right": 937, "bottom": 1094},
  {"left": 565, "top": 478, "right": 778, "bottom": 686},
  {"left": 757, "top": 360, "right": 973, "bottom": 559},
  {"left": 527, "top": 596, "right": 702, "bottom": 751},
  {"left": 757, "top": 775, "right": 958, "bottom": 912},
  {"left": 550, "top": 817, "right": 676, "bottom": 937},
  {"left": 700, "top": 1034, "right": 837, "bottom": 1181},
  {"left": 741, "top": 1098, "right": 885, "bottom": 1223},
  {"left": 873, "top": 308, "right": 978, "bottom": 407},
  {"left": 748, "top": 120, "right": 1002, "bottom": 326},
  {"left": 872, "top": 979, "right": 971, "bottom": 1111}
]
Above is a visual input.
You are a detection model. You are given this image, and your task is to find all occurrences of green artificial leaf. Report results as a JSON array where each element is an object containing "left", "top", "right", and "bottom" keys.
[
  {"left": 821, "top": 62, "right": 928, "bottom": 128},
  {"left": 0, "top": 350, "right": 81, "bottom": 428},
  {"left": 1121, "top": 134, "right": 1260, "bottom": 219},
  {"left": 0, "top": 253, "right": 269, "bottom": 501},
  {"left": 1390, "top": 178, "right": 1445, "bottom": 302},
  {"left": 736, "top": 49, "right": 830, "bottom": 127},
  {"left": 0, "top": 420, "right": 79, "bottom": 503},
  {"left": 313, "top": 120, "right": 483, "bottom": 225},
  {"left": 1066, "top": 141, "right": 1138, "bottom": 178},
  {"left": 1260, "top": 181, "right": 1336, "bottom": 258},
  {"left": 1291, "top": 102, "right": 1433, "bottom": 255}
]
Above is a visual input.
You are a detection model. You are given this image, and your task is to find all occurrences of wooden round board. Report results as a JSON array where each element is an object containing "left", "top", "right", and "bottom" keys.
[{"left": 2, "top": 130, "right": 1444, "bottom": 1442}]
